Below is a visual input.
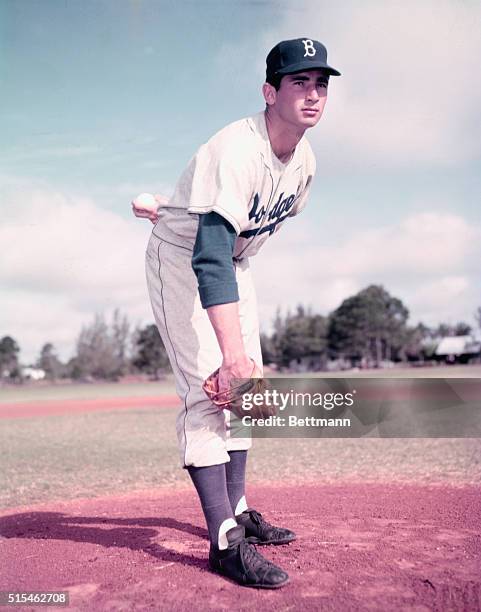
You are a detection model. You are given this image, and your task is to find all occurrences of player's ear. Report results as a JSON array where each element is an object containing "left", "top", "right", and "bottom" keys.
[{"left": 262, "top": 82, "right": 277, "bottom": 106}]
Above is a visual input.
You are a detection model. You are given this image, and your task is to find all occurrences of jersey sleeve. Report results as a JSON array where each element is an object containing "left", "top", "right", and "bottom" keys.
[
  {"left": 185, "top": 136, "right": 256, "bottom": 235},
  {"left": 191, "top": 212, "right": 239, "bottom": 309}
]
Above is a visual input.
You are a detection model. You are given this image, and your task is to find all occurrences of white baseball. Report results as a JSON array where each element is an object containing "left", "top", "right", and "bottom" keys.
[{"left": 133, "top": 192, "right": 156, "bottom": 208}]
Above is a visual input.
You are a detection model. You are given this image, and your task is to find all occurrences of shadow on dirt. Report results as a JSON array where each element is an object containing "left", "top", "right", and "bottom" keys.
[{"left": 0, "top": 512, "right": 209, "bottom": 571}]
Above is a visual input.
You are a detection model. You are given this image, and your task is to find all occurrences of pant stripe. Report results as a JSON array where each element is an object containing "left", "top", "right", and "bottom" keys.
[{"left": 155, "top": 238, "right": 191, "bottom": 467}]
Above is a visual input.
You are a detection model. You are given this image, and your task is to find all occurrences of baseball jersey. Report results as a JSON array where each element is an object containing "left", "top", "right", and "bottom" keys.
[{"left": 155, "top": 111, "right": 316, "bottom": 260}]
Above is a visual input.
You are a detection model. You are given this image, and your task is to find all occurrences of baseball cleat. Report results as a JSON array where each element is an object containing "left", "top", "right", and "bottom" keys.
[
  {"left": 236, "top": 508, "right": 297, "bottom": 545},
  {"left": 209, "top": 524, "right": 290, "bottom": 589}
]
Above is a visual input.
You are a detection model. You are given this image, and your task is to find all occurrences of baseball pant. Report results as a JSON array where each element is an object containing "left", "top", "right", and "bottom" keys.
[{"left": 145, "top": 228, "right": 263, "bottom": 468}]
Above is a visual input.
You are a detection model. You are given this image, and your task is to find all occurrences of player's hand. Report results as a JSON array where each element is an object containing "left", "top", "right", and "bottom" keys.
[
  {"left": 217, "top": 356, "right": 256, "bottom": 395},
  {"left": 131, "top": 193, "right": 169, "bottom": 224}
]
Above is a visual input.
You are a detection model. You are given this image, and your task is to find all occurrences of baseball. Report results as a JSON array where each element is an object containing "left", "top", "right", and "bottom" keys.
[{"left": 133, "top": 192, "right": 156, "bottom": 208}]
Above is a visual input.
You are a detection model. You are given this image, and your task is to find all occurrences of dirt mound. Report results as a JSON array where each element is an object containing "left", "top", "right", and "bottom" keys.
[{"left": 1, "top": 483, "right": 480, "bottom": 610}]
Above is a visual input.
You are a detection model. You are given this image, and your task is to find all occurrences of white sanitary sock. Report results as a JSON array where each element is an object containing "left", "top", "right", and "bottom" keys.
[
  {"left": 218, "top": 518, "right": 238, "bottom": 550},
  {"left": 234, "top": 495, "right": 248, "bottom": 516}
]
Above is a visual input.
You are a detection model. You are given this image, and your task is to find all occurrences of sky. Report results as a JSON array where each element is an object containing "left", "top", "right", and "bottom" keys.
[{"left": 1, "top": 0, "right": 480, "bottom": 364}]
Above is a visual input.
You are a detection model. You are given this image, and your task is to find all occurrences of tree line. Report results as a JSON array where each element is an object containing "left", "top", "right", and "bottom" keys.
[
  {"left": 0, "top": 309, "right": 169, "bottom": 383},
  {"left": 1, "top": 286, "right": 480, "bottom": 383}
]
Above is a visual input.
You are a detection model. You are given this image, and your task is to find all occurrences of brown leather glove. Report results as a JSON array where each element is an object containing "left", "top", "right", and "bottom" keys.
[{"left": 202, "top": 359, "right": 276, "bottom": 419}]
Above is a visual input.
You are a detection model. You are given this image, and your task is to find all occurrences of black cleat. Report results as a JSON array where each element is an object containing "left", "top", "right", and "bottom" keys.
[
  {"left": 209, "top": 524, "right": 289, "bottom": 589},
  {"left": 236, "top": 508, "right": 297, "bottom": 545}
]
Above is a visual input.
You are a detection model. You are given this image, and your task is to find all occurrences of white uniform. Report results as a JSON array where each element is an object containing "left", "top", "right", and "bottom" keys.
[{"left": 145, "top": 111, "right": 315, "bottom": 467}]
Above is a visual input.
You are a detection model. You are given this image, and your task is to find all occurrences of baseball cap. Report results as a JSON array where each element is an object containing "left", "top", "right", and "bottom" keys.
[{"left": 266, "top": 38, "right": 341, "bottom": 82}]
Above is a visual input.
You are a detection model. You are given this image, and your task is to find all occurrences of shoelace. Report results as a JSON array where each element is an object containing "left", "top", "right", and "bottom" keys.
[
  {"left": 248, "top": 510, "right": 284, "bottom": 535},
  {"left": 248, "top": 509, "right": 266, "bottom": 526},
  {"left": 239, "top": 539, "right": 276, "bottom": 574}
]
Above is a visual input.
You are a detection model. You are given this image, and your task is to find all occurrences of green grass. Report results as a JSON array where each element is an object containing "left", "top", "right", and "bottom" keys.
[
  {"left": 0, "top": 378, "right": 177, "bottom": 404},
  {"left": 1, "top": 404, "right": 480, "bottom": 511},
  {"left": 1, "top": 406, "right": 186, "bottom": 510}
]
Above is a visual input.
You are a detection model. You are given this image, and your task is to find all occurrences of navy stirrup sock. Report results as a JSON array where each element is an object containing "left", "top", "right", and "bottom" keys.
[
  {"left": 225, "top": 450, "right": 248, "bottom": 515},
  {"left": 187, "top": 463, "right": 236, "bottom": 549}
]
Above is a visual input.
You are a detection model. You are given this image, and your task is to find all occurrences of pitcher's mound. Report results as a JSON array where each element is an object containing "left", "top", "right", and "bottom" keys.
[{"left": 1, "top": 483, "right": 480, "bottom": 610}]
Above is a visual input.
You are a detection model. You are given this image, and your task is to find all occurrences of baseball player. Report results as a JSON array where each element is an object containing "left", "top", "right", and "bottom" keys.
[{"left": 133, "top": 38, "right": 340, "bottom": 588}]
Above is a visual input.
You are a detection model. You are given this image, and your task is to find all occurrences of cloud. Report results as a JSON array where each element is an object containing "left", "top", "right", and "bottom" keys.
[
  {"left": 308, "top": 212, "right": 479, "bottom": 278},
  {"left": 1, "top": 292, "right": 89, "bottom": 365},
  {"left": 0, "top": 185, "right": 155, "bottom": 362},
  {"left": 410, "top": 276, "right": 471, "bottom": 324},
  {"left": 252, "top": 209, "right": 481, "bottom": 330}
]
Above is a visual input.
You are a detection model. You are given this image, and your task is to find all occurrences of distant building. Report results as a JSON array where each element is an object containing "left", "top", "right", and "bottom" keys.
[
  {"left": 22, "top": 366, "right": 46, "bottom": 380},
  {"left": 435, "top": 336, "right": 481, "bottom": 364}
]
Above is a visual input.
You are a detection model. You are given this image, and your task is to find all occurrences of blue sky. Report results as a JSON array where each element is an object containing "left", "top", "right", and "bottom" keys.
[{"left": 1, "top": 0, "right": 480, "bottom": 363}]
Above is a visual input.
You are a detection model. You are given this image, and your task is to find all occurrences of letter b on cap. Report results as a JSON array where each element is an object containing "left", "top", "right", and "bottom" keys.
[{"left": 302, "top": 39, "right": 316, "bottom": 57}]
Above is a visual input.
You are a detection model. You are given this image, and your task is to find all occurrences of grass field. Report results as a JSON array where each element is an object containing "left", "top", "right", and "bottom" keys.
[
  {"left": 0, "top": 379, "right": 175, "bottom": 404},
  {"left": 2, "top": 414, "right": 481, "bottom": 510},
  {"left": 1, "top": 363, "right": 480, "bottom": 511}
]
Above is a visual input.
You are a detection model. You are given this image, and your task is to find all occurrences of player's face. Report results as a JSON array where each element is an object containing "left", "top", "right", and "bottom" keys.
[{"left": 269, "top": 70, "right": 329, "bottom": 129}]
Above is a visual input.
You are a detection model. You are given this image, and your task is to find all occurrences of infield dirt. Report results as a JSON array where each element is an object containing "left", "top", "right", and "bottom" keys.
[{"left": 1, "top": 483, "right": 480, "bottom": 611}]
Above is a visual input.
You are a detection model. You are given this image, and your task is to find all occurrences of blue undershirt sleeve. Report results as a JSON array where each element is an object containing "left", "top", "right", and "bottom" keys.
[{"left": 191, "top": 211, "right": 239, "bottom": 309}]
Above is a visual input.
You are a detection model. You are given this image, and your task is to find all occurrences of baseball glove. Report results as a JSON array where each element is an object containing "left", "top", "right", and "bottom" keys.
[{"left": 202, "top": 359, "right": 276, "bottom": 419}]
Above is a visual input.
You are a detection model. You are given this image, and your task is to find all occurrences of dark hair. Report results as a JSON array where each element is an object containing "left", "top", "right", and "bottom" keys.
[
  {"left": 266, "top": 69, "right": 330, "bottom": 92},
  {"left": 265, "top": 73, "right": 282, "bottom": 91}
]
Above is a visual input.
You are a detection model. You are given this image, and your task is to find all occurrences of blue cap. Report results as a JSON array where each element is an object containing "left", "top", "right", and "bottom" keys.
[{"left": 266, "top": 38, "right": 341, "bottom": 81}]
